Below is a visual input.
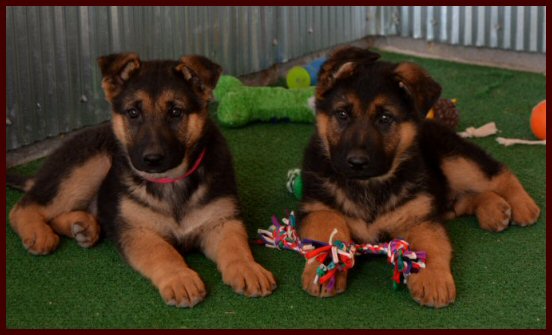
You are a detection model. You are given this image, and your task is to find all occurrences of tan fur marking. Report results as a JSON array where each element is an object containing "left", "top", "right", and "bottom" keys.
[
  {"left": 403, "top": 221, "right": 456, "bottom": 308},
  {"left": 326, "top": 182, "right": 366, "bottom": 219},
  {"left": 201, "top": 219, "right": 254, "bottom": 263},
  {"left": 120, "top": 227, "right": 206, "bottom": 307},
  {"left": 333, "top": 62, "right": 355, "bottom": 80},
  {"left": 101, "top": 78, "right": 116, "bottom": 101},
  {"left": 124, "top": 176, "right": 174, "bottom": 215},
  {"left": 119, "top": 196, "right": 176, "bottom": 239},
  {"left": 120, "top": 60, "right": 140, "bottom": 80},
  {"left": 369, "top": 96, "right": 387, "bottom": 114},
  {"left": 316, "top": 113, "right": 331, "bottom": 157},
  {"left": 119, "top": 194, "right": 237, "bottom": 244},
  {"left": 155, "top": 90, "right": 174, "bottom": 112},
  {"left": 121, "top": 228, "right": 188, "bottom": 283},
  {"left": 394, "top": 62, "right": 441, "bottom": 113},
  {"left": 442, "top": 157, "right": 492, "bottom": 193},
  {"left": 185, "top": 113, "right": 206, "bottom": 148},
  {"left": 402, "top": 221, "right": 452, "bottom": 269},
  {"left": 200, "top": 219, "right": 276, "bottom": 297},
  {"left": 372, "top": 122, "right": 417, "bottom": 183},
  {"left": 41, "top": 154, "right": 111, "bottom": 220},
  {"left": 299, "top": 210, "right": 351, "bottom": 243},
  {"left": 178, "top": 197, "right": 238, "bottom": 240},
  {"left": 444, "top": 158, "right": 540, "bottom": 226},
  {"left": 346, "top": 194, "right": 433, "bottom": 243},
  {"left": 24, "top": 179, "right": 35, "bottom": 192},
  {"left": 9, "top": 204, "right": 59, "bottom": 255},
  {"left": 111, "top": 113, "right": 128, "bottom": 148},
  {"left": 346, "top": 93, "right": 363, "bottom": 119},
  {"left": 131, "top": 90, "right": 154, "bottom": 112},
  {"left": 50, "top": 211, "right": 96, "bottom": 237},
  {"left": 99, "top": 54, "right": 140, "bottom": 102},
  {"left": 300, "top": 201, "right": 333, "bottom": 214},
  {"left": 50, "top": 211, "right": 100, "bottom": 248},
  {"left": 454, "top": 191, "right": 512, "bottom": 232}
]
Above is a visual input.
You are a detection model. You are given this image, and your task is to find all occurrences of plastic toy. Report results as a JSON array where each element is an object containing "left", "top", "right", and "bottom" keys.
[
  {"left": 426, "top": 98, "right": 460, "bottom": 130},
  {"left": 258, "top": 212, "right": 427, "bottom": 291},
  {"left": 214, "top": 75, "right": 315, "bottom": 127},
  {"left": 530, "top": 100, "right": 546, "bottom": 140},
  {"left": 286, "top": 168, "right": 303, "bottom": 199},
  {"left": 286, "top": 57, "right": 326, "bottom": 89}
]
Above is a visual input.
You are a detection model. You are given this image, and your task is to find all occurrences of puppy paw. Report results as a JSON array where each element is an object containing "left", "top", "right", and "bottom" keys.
[
  {"left": 407, "top": 268, "right": 456, "bottom": 308},
  {"left": 22, "top": 224, "right": 60, "bottom": 255},
  {"left": 302, "top": 261, "right": 347, "bottom": 298},
  {"left": 509, "top": 194, "right": 540, "bottom": 227},
  {"left": 221, "top": 260, "right": 277, "bottom": 297},
  {"left": 158, "top": 269, "right": 207, "bottom": 308},
  {"left": 72, "top": 217, "right": 100, "bottom": 248},
  {"left": 476, "top": 195, "right": 511, "bottom": 232}
]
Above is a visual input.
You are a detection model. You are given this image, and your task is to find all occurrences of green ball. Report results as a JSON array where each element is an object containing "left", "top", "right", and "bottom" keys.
[{"left": 286, "top": 66, "right": 311, "bottom": 89}]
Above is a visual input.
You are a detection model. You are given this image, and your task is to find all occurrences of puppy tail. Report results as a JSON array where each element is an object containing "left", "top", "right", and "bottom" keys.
[{"left": 6, "top": 174, "right": 34, "bottom": 193}]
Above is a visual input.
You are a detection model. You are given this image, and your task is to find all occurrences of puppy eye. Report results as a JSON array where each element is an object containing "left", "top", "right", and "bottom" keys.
[
  {"left": 169, "top": 106, "right": 184, "bottom": 118},
  {"left": 377, "top": 112, "right": 395, "bottom": 126},
  {"left": 335, "top": 108, "right": 351, "bottom": 122},
  {"left": 126, "top": 108, "right": 140, "bottom": 119}
]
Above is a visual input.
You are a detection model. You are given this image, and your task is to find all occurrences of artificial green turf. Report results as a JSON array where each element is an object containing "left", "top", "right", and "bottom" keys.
[{"left": 5, "top": 50, "right": 546, "bottom": 329}]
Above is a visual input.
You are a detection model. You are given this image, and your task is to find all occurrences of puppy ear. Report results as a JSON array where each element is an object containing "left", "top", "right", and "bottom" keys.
[
  {"left": 317, "top": 46, "right": 380, "bottom": 98},
  {"left": 394, "top": 62, "right": 442, "bottom": 116},
  {"left": 176, "top": 55, "right": 223, "bottom": 101},
  {"left": 97, "top": 52, "right": 141, "bottom": 102}
]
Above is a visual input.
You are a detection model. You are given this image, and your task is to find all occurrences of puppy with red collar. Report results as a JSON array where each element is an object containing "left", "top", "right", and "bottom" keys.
[{"left": 9, "top": 53, "right": 276, "bottom": 307}]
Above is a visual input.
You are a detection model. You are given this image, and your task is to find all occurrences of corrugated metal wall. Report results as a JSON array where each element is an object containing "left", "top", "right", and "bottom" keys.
[
  {"left": 6, "top": 6, "right": 546, "bottom": 150},
  {"left": 399, "top": 6, "right": 546, "bottom": 53}
]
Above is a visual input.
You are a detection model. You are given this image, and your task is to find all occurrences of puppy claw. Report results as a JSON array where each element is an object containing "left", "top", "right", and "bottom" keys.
[
  {"left": 407, "top": 269, "right": 456, "bottom": 308},
  {"left": 222, "top": 261, "right": 276, "bottom": 297},
  {"left": 158, "top": 269, "right": 207, "bottom": 308},
  {"left": 71, "top": 220, "right": 100, "bottom": 248},
  {"left": 22, "top": 228, "right": 60, "bottom": 255},
  {"left": 476, "top": 196, "right": 512, "bottom": 232},
  {"left": 510, "top": 196, "right": 540, "bottom": 227}
]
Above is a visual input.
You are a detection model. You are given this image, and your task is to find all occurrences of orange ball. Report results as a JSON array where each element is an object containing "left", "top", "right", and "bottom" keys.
[{"left": 530, "top": 100, "right": 546, "bottom": 140}]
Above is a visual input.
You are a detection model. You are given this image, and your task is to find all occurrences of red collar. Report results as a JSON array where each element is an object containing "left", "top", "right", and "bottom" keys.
[{"left": 146, "top": 149, "right": 206, "bottom": 184}]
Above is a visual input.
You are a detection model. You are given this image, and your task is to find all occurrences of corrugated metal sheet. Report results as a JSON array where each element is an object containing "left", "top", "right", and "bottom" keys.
[
  {"left": 6, "top": 6, "right": 546, "bottom": 150},
  {"left": 398, "top": 6, "right": 546, "bottom": 53}
]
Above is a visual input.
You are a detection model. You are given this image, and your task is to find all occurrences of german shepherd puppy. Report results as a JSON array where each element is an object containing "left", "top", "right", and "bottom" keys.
[
  {"left": 298, "top": 47, "right": 540, "bottom": 308},
  {"left": 9, "top": 53, "right": 276, "bottom": 307}
]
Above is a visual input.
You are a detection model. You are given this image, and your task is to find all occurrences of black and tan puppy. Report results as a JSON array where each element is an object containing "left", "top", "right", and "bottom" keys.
[
  {"left": 298, "top": 47, "right": 540, "bottom": 307},
  {"left": 9, "top": 53, "right": 276, "bottom": 307}
]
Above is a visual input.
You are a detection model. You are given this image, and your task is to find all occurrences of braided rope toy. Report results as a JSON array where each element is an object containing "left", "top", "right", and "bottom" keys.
[{"left": 258, "top": 212, "right": 427, "bottom": 291}]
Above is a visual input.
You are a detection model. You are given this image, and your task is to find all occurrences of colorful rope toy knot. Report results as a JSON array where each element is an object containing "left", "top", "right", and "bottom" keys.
[{"left": 257, "top": 212, "right": 427, "bottom": 291}]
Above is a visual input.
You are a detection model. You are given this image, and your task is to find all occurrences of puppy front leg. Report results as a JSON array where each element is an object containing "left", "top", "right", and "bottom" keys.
[
  {"left": 299, "top": 210, "right": 351, "bottom": 297},
  {"left": 121, "top": 228, "right": 206, "bottom": 308},
  {"left": 399, "top": 222, "right": 456, "bottom": 308},
  {"left": 201, "top": 220, "right": 276, "bottom": 297}
]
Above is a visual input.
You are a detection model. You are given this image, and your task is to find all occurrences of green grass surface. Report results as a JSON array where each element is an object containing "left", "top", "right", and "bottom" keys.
[{"left": 6, "top": 50, "right": 546, "bottom": 329}]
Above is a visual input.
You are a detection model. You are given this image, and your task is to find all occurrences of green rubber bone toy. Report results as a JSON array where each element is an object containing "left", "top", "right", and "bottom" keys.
[{"left": 214, "top": 75, "right": 315, "bottom": 127}]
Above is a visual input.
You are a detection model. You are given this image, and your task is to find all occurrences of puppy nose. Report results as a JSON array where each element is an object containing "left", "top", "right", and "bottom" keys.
[
  {"left": 143, "top": 153, "right": 165, "bottom": 166},
  {"left": 347, "top": 151, "right": 369, "bottom": 170}
]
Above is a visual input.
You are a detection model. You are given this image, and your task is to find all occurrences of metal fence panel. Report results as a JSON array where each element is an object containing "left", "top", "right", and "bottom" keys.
[{"left": 6, "top": 6, "right": 546, "bottom": 150}]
